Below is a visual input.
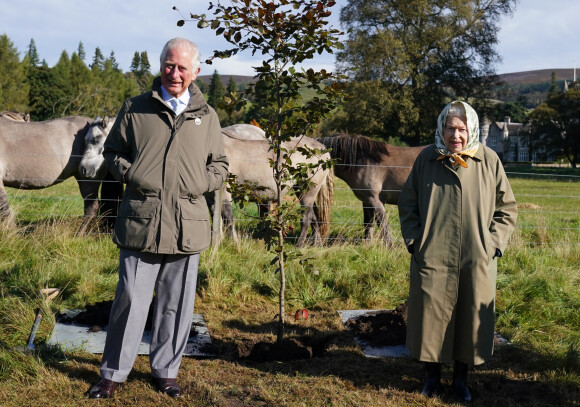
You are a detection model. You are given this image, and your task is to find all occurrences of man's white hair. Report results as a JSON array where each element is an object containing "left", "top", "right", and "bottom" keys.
[{"left": 160, "top": 38, "right": 200, "bottom": 71}]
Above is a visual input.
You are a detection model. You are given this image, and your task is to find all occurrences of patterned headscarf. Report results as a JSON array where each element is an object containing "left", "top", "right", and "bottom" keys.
[{"left": 435, "top": 100, "right": 480, "bottom": 168}]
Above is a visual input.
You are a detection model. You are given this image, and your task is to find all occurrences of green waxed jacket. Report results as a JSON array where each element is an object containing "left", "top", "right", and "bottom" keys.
[
  {"left": 398, "top": 144, "right": 517, "bottom": 365},
  {"left": 104, "top": 78, "right": 228, "bottom": 254}
]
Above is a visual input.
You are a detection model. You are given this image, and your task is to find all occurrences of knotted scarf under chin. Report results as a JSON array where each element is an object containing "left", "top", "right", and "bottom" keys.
[{"left": 436, "top": 147, "right": 479, "bottom": 168}]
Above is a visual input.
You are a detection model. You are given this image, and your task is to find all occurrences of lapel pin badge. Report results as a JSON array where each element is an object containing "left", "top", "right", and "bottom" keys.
[{"left": 195, "top": 118, "right": 202, "bottom": 125}]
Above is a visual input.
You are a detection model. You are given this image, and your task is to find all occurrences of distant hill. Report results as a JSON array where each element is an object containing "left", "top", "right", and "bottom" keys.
[
  {"left": 494, "top": 68, "right": 577, "bottom": 108},
  {"left": 197, "top": 69, "right": 577, "bottom": 109},
  {"left": 198, "top": 69, "right": 578, "bottom": 87},
  {"left": 498, "top": 68, "right": 577, "bottom": 85},
  {"left": 197, "top": 74, "right": 255, "bottom": 86}
]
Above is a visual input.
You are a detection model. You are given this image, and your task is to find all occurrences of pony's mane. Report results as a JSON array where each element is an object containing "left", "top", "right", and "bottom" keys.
[
  {"left": 318, "top": 132, "right": 390, "bottom": 168},
  {"left": 78, "top": 121, "right": 93, "bottom": 138}
]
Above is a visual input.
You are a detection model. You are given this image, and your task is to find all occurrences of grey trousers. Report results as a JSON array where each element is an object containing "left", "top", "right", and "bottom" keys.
[{"left": 100, "top": 249, "right": 199, "bottom": 382}]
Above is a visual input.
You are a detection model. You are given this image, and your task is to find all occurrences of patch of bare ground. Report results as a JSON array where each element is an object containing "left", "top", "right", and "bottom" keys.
[
  {"left": 56, "top": 300, "right": 342, "bottom": 362},
  {"left": 40, "top": 301, "right": 578, "bottom": 406}
]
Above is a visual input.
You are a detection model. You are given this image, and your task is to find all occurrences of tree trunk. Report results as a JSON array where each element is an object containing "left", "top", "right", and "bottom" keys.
[{"left": 277, "top": 241, "right": 285, "bottom": 344}]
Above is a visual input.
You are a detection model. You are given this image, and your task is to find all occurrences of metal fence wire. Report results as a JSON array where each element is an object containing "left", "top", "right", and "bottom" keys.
[{"left": 4, "top": 160, "right": 580, "bottom": 246}]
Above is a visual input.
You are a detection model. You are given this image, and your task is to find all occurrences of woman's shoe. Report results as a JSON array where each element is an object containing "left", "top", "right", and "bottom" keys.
[
  {"left": 452, "top": 361, "right": 472, "bottom": 403},
  {"left": 421, "top": 362, "right": 441, "bottom": 397}
]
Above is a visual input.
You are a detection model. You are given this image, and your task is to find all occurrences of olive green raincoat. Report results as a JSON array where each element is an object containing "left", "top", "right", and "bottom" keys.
[
  {"left": 398, "top": 102, "right": 517, "bottom": 366},
  {"left": 104, "top": 78, "right": 228, "bottom": 254}
]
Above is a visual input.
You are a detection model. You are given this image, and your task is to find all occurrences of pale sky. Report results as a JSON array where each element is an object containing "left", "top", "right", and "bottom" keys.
[{"left": 1, "top": 0, "right": 578, "bottom": 77}]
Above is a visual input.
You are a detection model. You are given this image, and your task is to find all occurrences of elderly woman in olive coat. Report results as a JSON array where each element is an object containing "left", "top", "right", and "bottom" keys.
[{"left": 398, "top": 101, "right": 517, "bottom": 403}]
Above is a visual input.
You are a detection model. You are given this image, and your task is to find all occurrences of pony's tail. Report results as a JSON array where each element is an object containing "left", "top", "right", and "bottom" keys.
[{"left": 316, "top": 170, "right": 333, "bottom": 239}]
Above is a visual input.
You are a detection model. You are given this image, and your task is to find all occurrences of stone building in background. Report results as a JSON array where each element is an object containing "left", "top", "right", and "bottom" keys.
[{"left": 480, "top": 116, "right": 535, "bottom": 162}]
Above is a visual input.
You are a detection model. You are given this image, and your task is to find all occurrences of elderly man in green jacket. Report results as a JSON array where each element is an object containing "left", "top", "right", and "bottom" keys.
[
  {"left": 88, "top": 37, "right": 228, "bottom": 399},
  {"left": 398, "top": 100, "right": 517, "bottom": 403}
]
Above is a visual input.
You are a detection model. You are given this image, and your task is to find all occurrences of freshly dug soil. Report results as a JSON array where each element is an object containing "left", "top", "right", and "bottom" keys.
[
  {"left": 56, "top": 300, "right": 155, "bottom": 332},
  {"left": 56, "top": 301, "right": 409, "bottom": 361},
  {"left": 344, "top": 303, "right": 408, "bottom": 347},
  {"left": 238, "top": 331, "right": 345, "bottom": 362},
  {"left": 247, "top": 338, "right": 313, "bottom": 362},
  {"left": 56, "top": 301, "right": 333, "bottom": 362},
  {"left": 56, "top": 299, "right": 205, "bottom": 339}
]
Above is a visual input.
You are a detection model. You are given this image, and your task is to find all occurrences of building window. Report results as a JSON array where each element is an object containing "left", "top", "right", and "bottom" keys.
[
  {"left": 519, "top": 150, "right": 528, "bottom": 162},
  {"left": 489, "top": 136, "right": 497, "bottom": 147}
]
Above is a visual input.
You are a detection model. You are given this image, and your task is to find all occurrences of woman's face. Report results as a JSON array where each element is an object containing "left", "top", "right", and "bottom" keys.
[{"left": 443, "top": 115, "right": 469, "bottom": 153}]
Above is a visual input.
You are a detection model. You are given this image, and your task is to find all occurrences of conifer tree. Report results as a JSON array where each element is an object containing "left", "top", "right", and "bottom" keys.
[
  {"left": 130, "top": 51, "right": 140, "bottom": 73},
  {"left": 195, "top": 78, "right": 207, "bottom": 93},
  {"left": 77, "top": 41, "right": 86, "bottom": 62},
  {"left": 0, "top": 34, "right": 29, "bottom": 112},
  {"left": 109, "top": 51, "right": 120, "bottom": 71},
  {"left": 227, "top": 76, "right": 237, "bottom": 93},
  {"left": 139, "top": 51, "right": 151, "bottom": 76},
  {"left": 26, "top": 38, "right": 40, "bottom": 67},
  {"left": 207, "top": 70, "right": 225, "bottom": 109},
  {"left": 91, "top": 47, "right": 105, "bottom": 72}
]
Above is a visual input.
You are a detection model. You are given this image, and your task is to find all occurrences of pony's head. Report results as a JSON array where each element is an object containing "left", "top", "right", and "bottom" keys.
[{"left": 79, "top": 116, "right": 113, "bottom": 178}]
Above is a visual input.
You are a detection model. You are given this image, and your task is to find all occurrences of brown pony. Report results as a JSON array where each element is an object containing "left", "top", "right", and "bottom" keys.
[{"left": 318, "top": 133, "right": 426, "bottom": 245}]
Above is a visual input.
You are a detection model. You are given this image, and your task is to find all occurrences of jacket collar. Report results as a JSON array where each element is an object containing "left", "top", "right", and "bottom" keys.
[{"left": 151, "top": 77, "right": 209, "bottom": 118}]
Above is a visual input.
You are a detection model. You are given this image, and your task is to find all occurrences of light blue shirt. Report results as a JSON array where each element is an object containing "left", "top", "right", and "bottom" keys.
[{"left": 161, "top": 85, "right": 190, "bottom": 115}]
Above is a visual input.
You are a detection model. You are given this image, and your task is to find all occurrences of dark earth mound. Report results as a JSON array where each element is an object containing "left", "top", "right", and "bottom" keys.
[
  {"left": 247, "top": 338, "right": 313, "bottom": 362},
  {"left": 344, "top": 303, "right": 408, "bottom": 347}
]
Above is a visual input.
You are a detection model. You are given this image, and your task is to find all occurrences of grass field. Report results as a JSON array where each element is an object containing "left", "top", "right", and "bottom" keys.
[{"left": 0, "top": 172, "right": 579, "bottom": 406}]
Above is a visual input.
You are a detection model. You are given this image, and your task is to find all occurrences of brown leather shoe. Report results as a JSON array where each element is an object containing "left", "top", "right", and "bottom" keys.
[
  {"left": 155, "top": 378, "right": 182, "bottom": 398},
  {"left": 88, "top": 378, "right": 118, "bottom": 399}
]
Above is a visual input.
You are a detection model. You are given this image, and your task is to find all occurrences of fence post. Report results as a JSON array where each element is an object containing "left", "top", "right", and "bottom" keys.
[{"left": 211, "top": 186, "right": 223, "bottom": 246}]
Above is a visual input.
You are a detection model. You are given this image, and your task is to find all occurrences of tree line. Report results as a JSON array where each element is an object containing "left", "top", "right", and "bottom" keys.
[
  {"left": 0, "top": 35, "right": 151, "bottom": 120},
  {"left": 0, "top": 34, "right": 246, "bottom": 124},
  {"left": 1, "top": 0, "right": 579, "bottom": 166}
]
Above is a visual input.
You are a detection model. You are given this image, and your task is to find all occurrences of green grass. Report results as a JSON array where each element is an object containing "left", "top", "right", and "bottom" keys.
[{"left": 0, "top": 174, "right": 579, "bottom": 406}]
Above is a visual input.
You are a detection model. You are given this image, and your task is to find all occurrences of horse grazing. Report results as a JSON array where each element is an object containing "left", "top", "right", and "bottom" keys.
[
  {"left": 220, "top": 124, "right": 333, "bottom": 247},
  {"left": 0, "top": 115, "right": 109, "bottom": 231},
  {"left": 318, "top": 133, "right": 426, "bottom": 245}
]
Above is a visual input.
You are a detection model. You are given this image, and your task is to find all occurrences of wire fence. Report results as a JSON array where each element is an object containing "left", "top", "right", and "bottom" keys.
[{"left": 4, "top": 161, "right": 580, "bottom": 246}]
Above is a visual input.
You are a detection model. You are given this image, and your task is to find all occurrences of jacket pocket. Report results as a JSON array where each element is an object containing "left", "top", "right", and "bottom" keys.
[
  {"left": 113, "top": 197, "right": 159, "bottom": 250},
  {"left": 178, "top": 196, "right": 211, "bottom": 252},
  {"left": 484, "top": 229, "right": 497, "bottom": 261}
]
